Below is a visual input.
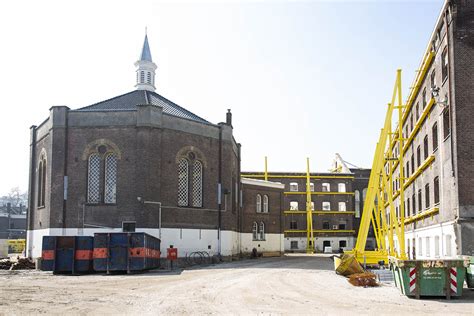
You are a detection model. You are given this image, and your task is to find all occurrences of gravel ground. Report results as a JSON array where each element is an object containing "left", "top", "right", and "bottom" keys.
[{"left": 0, "top": 254, "right": 472, "bottom": 315}]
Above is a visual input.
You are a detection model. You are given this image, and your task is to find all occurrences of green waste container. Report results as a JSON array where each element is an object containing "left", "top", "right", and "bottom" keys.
[
  {"left": 466, "top": 256, "right": 474, "bottom": 288},
  {"left": 389, "top": 256, "right": 468, "bottom": 299}
]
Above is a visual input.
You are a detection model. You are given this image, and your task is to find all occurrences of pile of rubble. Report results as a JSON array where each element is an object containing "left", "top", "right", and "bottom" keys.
[{"left": 0, "top": 257, "right": 35, "bottom": 270}]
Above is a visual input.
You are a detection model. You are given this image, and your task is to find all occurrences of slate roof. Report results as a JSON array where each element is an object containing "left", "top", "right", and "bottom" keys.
[{"left": 76, "top": 90, "right": 209, "bottom": 124}]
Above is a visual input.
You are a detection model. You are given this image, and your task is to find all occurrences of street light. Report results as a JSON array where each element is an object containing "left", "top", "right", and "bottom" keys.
[{"left": 137, "top": 197, "right": 162, "bottom": 239}]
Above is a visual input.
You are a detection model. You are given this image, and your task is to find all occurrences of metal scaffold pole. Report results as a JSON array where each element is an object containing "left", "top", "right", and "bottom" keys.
[{"left": 306, "top": 158, "right": 315, "bottom": 253}]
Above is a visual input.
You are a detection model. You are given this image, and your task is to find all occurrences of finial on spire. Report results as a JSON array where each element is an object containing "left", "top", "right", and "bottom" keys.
[{"left": 145, "top": 26, "right": 147, "bottom": 35}]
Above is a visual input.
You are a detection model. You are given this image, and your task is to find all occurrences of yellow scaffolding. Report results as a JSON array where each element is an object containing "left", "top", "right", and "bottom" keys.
[{"left": 349, "top": 54, "right": 435, "bottom": 264}]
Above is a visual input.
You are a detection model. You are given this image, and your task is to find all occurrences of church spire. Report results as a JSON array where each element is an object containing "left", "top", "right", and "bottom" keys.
[{"left": 135, "top": 32, "right": 157, "bottom": 92}]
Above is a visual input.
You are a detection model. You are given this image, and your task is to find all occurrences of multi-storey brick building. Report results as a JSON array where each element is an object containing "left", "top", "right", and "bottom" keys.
[
  {"left": 242, "top": 156, "right": 371, "bottom": 252},
  {"left": 389, "top": 0, "right": 474, "bottom": 258},
  {"left": 26, "top": 35, "right": 284, "bottom": 259}
]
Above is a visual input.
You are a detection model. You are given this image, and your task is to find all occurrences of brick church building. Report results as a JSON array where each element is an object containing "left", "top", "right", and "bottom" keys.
[{"left": 26, "top": 35, "right": 285, "bottom": 258}]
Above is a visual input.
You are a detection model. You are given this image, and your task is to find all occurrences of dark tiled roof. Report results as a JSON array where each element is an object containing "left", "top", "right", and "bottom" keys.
[{"left": 76, "top": 90, "right": 209, "bottom": 124}]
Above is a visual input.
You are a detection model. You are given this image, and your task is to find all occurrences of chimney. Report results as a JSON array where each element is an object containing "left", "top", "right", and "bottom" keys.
[{"left": 226, "top": 109, "right": 232, "bottom": 126}]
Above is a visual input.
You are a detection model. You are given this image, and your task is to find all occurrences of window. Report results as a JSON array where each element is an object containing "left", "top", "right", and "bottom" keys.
[
  {"left": 416, "top": 145, "right": 421, "bottom": 168},
  {"left": 362, "top": 188, "right": 367, "bottom": 209},
  {"left": 430, "top": 70, "right": 436, "bottom": 89},
  {"left": 323, "top": 221, "right": 330, "bottom": 229},
  {"left": 432, "top": 122, "right": 438, "bottom": 151},
  {"left": 423, "top": 135, "right": 429, "bottom": 160},
  {"left": 289, "top": 201, "right": 298, "bottom": 211},
  {"left": 87, "top": 150, "right": 118, "bottom": 204},
  {"left": 355, "top": 190, "right": 360, "bottom": 218},
  {"left": 445, "top": 235, "right": 452, "bottom": 256},
  {"left": 290, "top": 220, "right": 297, "bottom": 229},
  {"left": 177, "top": 158, "right": 189, "bottom": 206},
  {"left": 426, "top": 237, "right": 431, "bottom": 257},
  {"left": 443, "top": 108, "right": 450, "bottom": 138},
  {"left": 412, "top": 193, "right": 416, "bottom": 214},
  {"left": 259, "top": 222, "right": 265, "bottom": 240},
  {"left": 322, "top": 183, "right": 330, "bottom": 192},
  {"left": 422, "top": 88, "right": 427, "bottom": 108},
  {"left": 256, "top": 194, "right": 262, "bottom": 213},
  {"left": 405, "top": 161, "right": 410, "bottom": 179},
  {"left": 104, "top": 153, "right": 117, "bottom": 204},
  {"left": 289, "top": 182, "right": 298, "bottom": 192},
  {"left": 37, "top": 154, "right": 47, "bottom": 207},
  {"left": 406, "top": 198, "right": 410, "bottom": 217},
  {"left": 146, "top": 72, "right": 151, "bottom": 84},
  {"left": 434, "top": 176, "right": 440, "bottom": 204},
  {"left": 418, "top": 189, "right": 422, "bottom": 213},
  {"left": 338, "top": 183, "right": 346, "bottom": 192},
  {"left": 425, "top": 183, "right": 430, "bottom": 209},
  {"left": 409, "top": 115, "right": 413, "bottom": 133},
  {"left": 338, "top": 202, "right": 346, "bottom": 212},
  {"left": 434, "top": 236, "right": 440, "bottom": 257},
  {"left": 252, "top": 222, "right": 258, "bottom": 240},
  {"left": 442, "top": 47, "right": 448, "bottom": 82},
  {"left": 140, "top": 71, "right": 145, "bottom": 83},
  {"left": 339, "top": 240, "right": 347, "bottom": 248},
  {"left": 122, "top": 222, "right": 136, "bottom": 232},
  {"left": 415, "top": 102, "right": 420, "bottom": 121},
  {"left": 311, "top": 201, "right": 315, "bottom": 211},
  {"left": 322, "top": 202, "right": 331, "bottom": 211},
  {"left": 263, "top": 195, "right": 269, "bottom": 213},
  {"left": 410, "top": 154, "right": 415, "bottom": 175},
  {"left": 338, "top": 221, "right": 346, "bottom": 230},
  {"left": 290, "top": 241, "right": 298, "bottom": 249},
  {"left": 418, "top": 237, "right": 423, "bottom": 256},
  {"left": 177, "top": 155, "right": 204, "bottom": 207},
  {"left": 87, "top": 153, "right": 101, "bottom": 204}
]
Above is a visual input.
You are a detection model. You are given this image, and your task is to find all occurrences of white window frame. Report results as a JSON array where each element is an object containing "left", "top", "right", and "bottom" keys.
[
  {"left": 289, "top": 182, "right": 298, "bottom": 192},
  {"left": 256, "top": 194, "right": 262, "bottom": 213},
  {"left": 290, "top": 201, "right": 299, "bottom": 211},
  {"left": 322, "top": 201, "right": 331, "bottom": 211},
  {"left": 338, "top": 183, "right": 346, "bottom": 192},
  {"left": 252, "top": 222, "right": 258, "bottom": 240},
  {"left": 338, "top": 202, "right": 346, "bottom": 212},
  {"left": 263, "top": 194, "right": 269, "bottom": 213},
  {"left": 259, "top": 222, "right": 265, "bottom": 240},
  {"left": 322, "top": 183, "right": 330, "bottom": 192},
  {"left": 309, "top": 183, "right": 314, "bottom": 192}
]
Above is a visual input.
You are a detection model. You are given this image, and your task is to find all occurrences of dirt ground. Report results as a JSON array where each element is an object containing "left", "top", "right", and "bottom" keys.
[{"left": 0, "top": 254, "right": 472, "bottom": 315}]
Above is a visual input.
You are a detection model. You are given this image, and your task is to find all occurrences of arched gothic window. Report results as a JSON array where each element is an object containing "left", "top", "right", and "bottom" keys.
[
  {"left": 37, "top": 153, "right": 47, "bottom": 207},
  {"left": 192, "top": 160, "right": 203, "bottom": 207},
  {"left": 177, "top": 154, "right": 204, "bottom": 208},
  {"left": 259, "top": 222, "right": 265, "bottom": 240},
  {"left": 263, "top": 195, "right": 269, "bottom": 213},
  {"left": 87, "top": 151, "right": 118, "bottom": 204},
  {"left": 252, "top": 222, "right": 258, "bottom": 240},
  {"left": 177, "top": 158, "right": 189, "bottom": 206},
  {"left": 256, "top": 194, "right": 262, "bottom": 213}
]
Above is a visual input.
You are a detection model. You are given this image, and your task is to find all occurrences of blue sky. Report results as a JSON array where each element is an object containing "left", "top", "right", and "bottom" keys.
[{"left": 0, "top": 0, "right": 443, "bottom": 193}]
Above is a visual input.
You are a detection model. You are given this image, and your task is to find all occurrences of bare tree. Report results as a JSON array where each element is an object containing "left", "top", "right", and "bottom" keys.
[{"left": 1, "top": 187, "right": 28, "bottom": 207}]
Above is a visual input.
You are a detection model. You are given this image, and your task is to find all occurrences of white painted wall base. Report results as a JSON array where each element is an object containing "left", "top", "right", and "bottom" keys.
[
  {"left": 26, "top": 228, "right": 283, "bottom": 259},
  {"left": 383, "top": 221, "right": 459, "bottom": 259},
  {"left": 284, "top": 237, "right": 356, "bottom": 253}
]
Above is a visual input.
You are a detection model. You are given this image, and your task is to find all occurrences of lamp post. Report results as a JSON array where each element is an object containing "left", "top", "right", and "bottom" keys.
[{"left": 137, "top": 197, "right": 162, "bottom": 239}]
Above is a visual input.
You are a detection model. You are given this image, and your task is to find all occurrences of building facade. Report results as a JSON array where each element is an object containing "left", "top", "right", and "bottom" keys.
[
  {"left": 26, "top": 35, "right": 284, "bottom": 259},
  {"left": 389, "top": 0, "right": 474, "bottom": 258},
  {"left": 242, "top": 156, "right": 371, "bottom": 252}
]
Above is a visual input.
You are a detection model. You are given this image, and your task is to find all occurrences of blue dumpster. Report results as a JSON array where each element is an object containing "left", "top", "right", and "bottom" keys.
[
  {"left": 93, "top": 232, "right": 161, "bottom": 273},
  {"left": 41, "top": 236, "right": 94, "bottom": 274}
]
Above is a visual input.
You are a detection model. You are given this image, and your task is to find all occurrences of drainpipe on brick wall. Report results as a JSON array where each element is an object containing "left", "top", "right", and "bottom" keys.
[
  {"left": 237, "top": 143, "right": 242, "bottom": 255},
  {"left": 217, "top": 125, "right": 223, "bottom": 257},
  {"left": 26, "top": 125, "right": 37, "bottom": 258}
]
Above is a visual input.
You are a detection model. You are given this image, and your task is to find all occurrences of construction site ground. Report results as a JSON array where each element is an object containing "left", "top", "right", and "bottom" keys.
[{"left": 0, "top": 254, "right": 472, "bottom": 315}]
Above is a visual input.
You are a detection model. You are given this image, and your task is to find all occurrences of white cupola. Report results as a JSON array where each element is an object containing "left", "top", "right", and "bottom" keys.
[{"left": 135, "top": 34, "right": 157, "bottom": 91}]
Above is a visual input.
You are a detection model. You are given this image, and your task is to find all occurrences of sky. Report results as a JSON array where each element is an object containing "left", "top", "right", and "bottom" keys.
[{"left": 0, "top": 0, "right": 444, "bottom": 194}]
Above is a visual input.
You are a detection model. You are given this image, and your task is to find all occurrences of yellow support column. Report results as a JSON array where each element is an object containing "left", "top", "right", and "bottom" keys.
[
  {"left": 264, "top": 156, "right": 268, "bottom": 181},
  {"left": 306, "top": 158, "right": 315, "bottom": 253},
  {"left": 396, "top": 71, "right": 407, "bottom": 259}
]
